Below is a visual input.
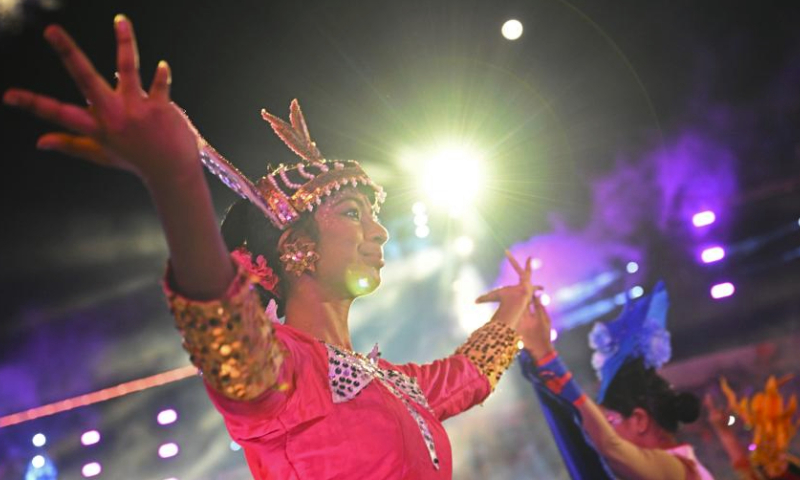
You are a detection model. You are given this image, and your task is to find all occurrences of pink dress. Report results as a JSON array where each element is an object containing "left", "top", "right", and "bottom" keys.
[{"left": 166, "top": 263, "right": 521, "bottom": 479}]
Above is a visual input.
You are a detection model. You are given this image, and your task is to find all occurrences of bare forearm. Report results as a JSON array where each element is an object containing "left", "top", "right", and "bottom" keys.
[
  {"left": 577, "top": 399, "right": 689, "bottom": 480},
  {"left": 146, "top": 165, "right": 234, "bottom": 299},
  {"left": 711, "top": 425, "right": 750, "bottom": 467}
]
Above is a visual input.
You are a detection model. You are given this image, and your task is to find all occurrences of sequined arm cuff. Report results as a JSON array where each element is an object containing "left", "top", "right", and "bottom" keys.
[
  {"left": 164, "top": 261, "right": 284, "bottom": 401},
  {"left": 455, "top": 321, "right": 522, "bottom": 390}
]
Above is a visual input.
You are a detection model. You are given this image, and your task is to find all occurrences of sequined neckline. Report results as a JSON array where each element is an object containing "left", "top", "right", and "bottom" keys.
[{"left": 324, "top": 343, "right": 440, "bottom": 470}]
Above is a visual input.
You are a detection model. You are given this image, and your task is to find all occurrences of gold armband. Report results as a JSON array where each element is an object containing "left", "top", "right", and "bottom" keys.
[
  {"left": 455, "top": 321, "right": 521, "bottom": 390},
  {"left": 165, "top": 264, "right": 284, "bottom": 401}
]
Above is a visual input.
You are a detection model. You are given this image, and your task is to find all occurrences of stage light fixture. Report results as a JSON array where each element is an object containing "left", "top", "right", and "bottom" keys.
[
  {"left": 31, "top": 455, "right": 45, "bottom": 469},
  {"left": 692, "top": 210, "right": 716, "bottom": 227},
  {"left": 157, "top": 408, "right": 178, "bottom": 425},
  {"left": 412, "top": 201, "right": 427, "bottom": 215},
  {"left": 415, "top": 225, "right": 430, "bottom": 238},
  {"left": 711, "top": 282, "right": 735, "bottom": 299},
  {"left": 626, "top": 261, "right": 639, "bottom": 274},
  {"left": 420, "top": 145, "right": 483, "bottom": 216},
  {"left": 540, "top": 292, "right": 551, "bottom": 306},
  {"left": 550, "top": 328, "right": 558, "bottom": 342},
  {"left": 32, "top": 433, "right": 46, "bottom": 447},
  {"left": 81, "top": 430, "right": 101, "bottom": 446},
  {"left": 81, "top": 462, "right": 101, "bottom": 478},
  {"left": 158, "top": 442, "right": 180, "bottom": 459},
  {"left": 501, "top": 19, "right": 523, "bottom": 40},
  {"left": 701, "top": 246, "right": 725, "bottom": 263},
  {"left": 630, "top": 286, "right": 644, "bottom": 299}
]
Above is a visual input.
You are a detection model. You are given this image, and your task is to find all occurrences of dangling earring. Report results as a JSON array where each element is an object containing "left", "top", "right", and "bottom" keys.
[{"left": 279, "top": 239, "right": 320, "bottom": 276}]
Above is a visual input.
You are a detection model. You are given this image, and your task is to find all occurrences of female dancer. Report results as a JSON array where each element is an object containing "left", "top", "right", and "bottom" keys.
[
  {"left": 4, "top": 16, "right": 536, "bottom": 479},
  {"left": 518, "top": 281, "right": 714, "bottom": 479}
]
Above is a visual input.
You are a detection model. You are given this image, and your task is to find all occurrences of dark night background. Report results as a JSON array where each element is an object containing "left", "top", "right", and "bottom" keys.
[{"left": 1, "top": 1, "right": 799, "bottom": 478}]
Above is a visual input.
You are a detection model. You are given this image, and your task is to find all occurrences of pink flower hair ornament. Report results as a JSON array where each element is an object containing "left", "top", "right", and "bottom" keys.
[{"left": 231, "top": 246, "right": 281, "bottom": 296}]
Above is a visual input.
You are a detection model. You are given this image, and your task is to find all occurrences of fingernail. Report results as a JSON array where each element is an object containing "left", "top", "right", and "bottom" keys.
[
  {"left": 159, "top": 60, "right": 172, "bottom": 84},
  {"left": 114, "top": 14, "right": 129, "bottom": 32}
]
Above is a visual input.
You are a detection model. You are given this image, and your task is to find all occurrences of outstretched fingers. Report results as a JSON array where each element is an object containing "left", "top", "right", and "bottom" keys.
[
  {"left": 114, "top": 14, "right": 142, "bottom": 95},
  {"left": 148, "top": 60, "right": 172, "bottom": 102},
  {"left": 44, "top": 25, "right": 113, "bottom": 112},
  {"left": 4, "top": 89, "right": 97, "bottom": 134},
  {"left": 37, "top": 133, "right": 111, "bottom": 166}
]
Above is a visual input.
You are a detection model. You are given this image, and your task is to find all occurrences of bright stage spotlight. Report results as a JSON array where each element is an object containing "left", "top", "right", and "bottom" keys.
[
  {"left": 420, "top": 145, "right": 483, "bottom": 216},
  {"left": 81, "top": 462, "right": 101, "bottom": 478},
  {"left": 710, "top": 282, "right": 735, "bottom": 299},
  {"left": 701, "top": 246, "right": 725, "bottom": 263},
  {"left": 540, "top": 292, "right": 551, "bottom": 306},
  {"left": 81, "top": 430, "right": 100, "bottom": 446},
  {"left": 31, "top": 455, "right": 46, "bottom": 469},
  {"left": 626, "top": 261, "right": 639, "bottom": 274},
  {"left": 157, "top": 408, "right": 178, "bottom": 425},
  {"left": 158, "top": 442, "right": 180, "bottom": 459},
  {"left": 32, "top": 433, "right": 46, "bottom": 447},
  {"left": 630, "top": 286, "right": 644, "bottom": 299},
  {"left": 501, "top": 19, "right": 523, "bottom": 40},
  {"left": 415, "top": 225, "right": 430, "bottom": 238},
  {"left": 692, "top": 210, "right": 716, "bottom": 228},
  {"left": 550, "top": 328, "right": 558, "bottom": 342},
  {"left": 454, "top": 236, "right": 474, "bottom": 257}
]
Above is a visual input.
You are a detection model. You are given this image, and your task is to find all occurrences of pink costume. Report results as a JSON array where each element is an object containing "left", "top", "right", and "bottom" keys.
[{"left": 166, "top": 263, "right": 521, "bottom": 479}]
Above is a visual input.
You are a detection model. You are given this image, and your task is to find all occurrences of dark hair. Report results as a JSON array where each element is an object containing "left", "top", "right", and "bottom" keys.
[
  {"left": 601, "top": 358, "right": 700, "bottom": 433},
  {"left": 220, "top": 197, "right": 318, "bottom": 317}
]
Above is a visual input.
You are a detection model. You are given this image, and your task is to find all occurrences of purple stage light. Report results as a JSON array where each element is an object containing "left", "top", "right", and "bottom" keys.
[
  {"left": 550, "top": 329, "right": 558, "bottom": 342},
  {"left": 157, "top": 408, "right": 178, "bottom": 425},
  {"left": 701, "top": 246, "right": 726, "bottom": 263},
  {"left": 692, "top": 210, "right": 716, "bottom": 227},
  {"left": 81, "top": 462, "right": 102, "bottom": 477},
  {"left": 159, "top": 442, "right": 180, "bottom": 459},
  {"left": 81, "top": 430, "right": 100, "bottom": 446},
  {"left": 710, "top": 282, "right": 735, "bottom": 299}
]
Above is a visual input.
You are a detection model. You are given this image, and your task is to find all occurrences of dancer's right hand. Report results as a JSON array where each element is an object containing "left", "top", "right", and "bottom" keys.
[{"left": 3, "top": 15, "right": 201, "bottom": 188}]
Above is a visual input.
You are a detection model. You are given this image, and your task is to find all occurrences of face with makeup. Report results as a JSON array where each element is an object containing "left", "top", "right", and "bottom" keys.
[{"left": 301, "top": 187, "right": 389, "bottom": 298}]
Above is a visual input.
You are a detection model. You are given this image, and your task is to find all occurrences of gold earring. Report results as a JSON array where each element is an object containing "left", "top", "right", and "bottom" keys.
[{"left": 279, "top": 239, "right": 320, "bottom": 276}]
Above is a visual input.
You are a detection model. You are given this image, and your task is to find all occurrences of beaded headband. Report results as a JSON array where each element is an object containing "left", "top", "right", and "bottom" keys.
[{"left": 197, "top": 99, "right": 386, "bottom": 230}]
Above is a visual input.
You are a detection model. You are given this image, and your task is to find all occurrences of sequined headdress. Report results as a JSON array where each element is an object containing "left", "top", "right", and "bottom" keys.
[
  {"left": 588, "top": 281, "right": 672, "bottom": 403},
  {"left": 197, "top": 99, "right": 386, "bottom": 230}
]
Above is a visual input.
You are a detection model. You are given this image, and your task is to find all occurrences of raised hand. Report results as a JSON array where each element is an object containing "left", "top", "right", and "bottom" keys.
[
  {"left": 3, "top": 15, "right": 200, "bottom": 186},
  {"left": 475, "top": 250, "right": 540, "bottom": 332}
]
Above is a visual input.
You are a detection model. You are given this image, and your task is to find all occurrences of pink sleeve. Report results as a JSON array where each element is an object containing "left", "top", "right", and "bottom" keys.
[
  {"left": 395, "top": 355, "right": 491, "bottom": 421},
  {"left": 204, "top": 324, "right": 333, "bottom": 442}
]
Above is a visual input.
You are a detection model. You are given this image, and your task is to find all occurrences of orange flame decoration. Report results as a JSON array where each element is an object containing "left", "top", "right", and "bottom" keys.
[{"left": 721, "top": 375, "right": 799, "bottom": 477}]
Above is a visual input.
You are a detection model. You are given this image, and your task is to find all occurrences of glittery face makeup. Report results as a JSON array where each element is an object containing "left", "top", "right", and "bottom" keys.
[{"left": 311, "top": 187, "right": 388, "bottom": 298}]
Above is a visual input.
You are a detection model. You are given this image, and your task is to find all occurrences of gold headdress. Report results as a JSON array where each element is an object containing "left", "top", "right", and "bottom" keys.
[
  {"left": 198, "top": 99, "right": 386, "bottom": 230},
  {"left": 721, "top": 375, "right": 799, "bottom": 477}
]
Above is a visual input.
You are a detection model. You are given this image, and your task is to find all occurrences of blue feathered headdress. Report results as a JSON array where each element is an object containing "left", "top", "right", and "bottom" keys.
[{"left": 589, "top": 281, "right": 672, "bottom": 403}]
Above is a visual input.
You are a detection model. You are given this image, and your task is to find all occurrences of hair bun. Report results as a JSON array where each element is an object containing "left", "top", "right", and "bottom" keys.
[{"left": 672, "top": 392, "right": 701, "bottom": 424}]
